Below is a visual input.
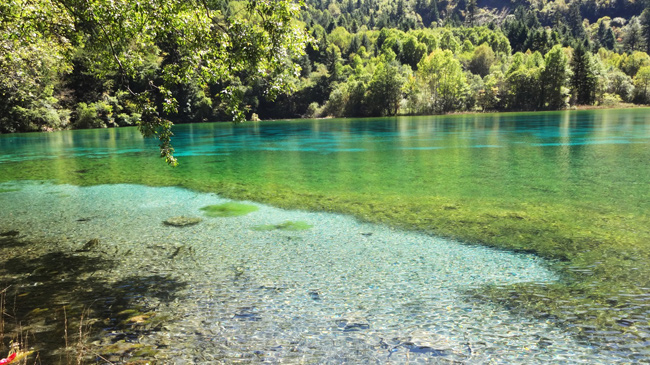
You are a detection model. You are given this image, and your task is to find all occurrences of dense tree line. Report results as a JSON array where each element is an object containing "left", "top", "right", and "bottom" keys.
[
  {"left": 1, "top": 0, "right": 650, "bottom": 138},
  {"left": 286, "top": 0, "right": 650, "bottom": 118}
]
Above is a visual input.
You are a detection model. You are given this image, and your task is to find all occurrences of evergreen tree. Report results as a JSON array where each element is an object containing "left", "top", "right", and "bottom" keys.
[
  {"left": 396, "top": 0, "right": 406, "bottom": 20},
  {"left": 571, "top": 43, "right": 598, "bottom": 105},
  {"left": 376, "top": 28, "right": 391, "bottom": 50},
  {"left": 525, "top": 11, "right": 542, "bottom": 29},
  {"left": 639, "top": 10, "right": 650, "bottom": 52},
  {"left": 466, "top": 0, "right": 477, "bottom": 26},
  {"left": 597, "top": 21, "right": 616, "bottom": 50},
  {"left": 624, "top": 18, "right": 645, "bottom": 52},
  {"left": 415, "top": 0, "right": 438, "bottom": 26},
  {"left": 349, "top": 35, "right": 362, "bottom": 55},
  {"left": 361, "top": 33, "right": 372, "bottom": 53},
  {"left": 567, "top": 2, "right": 586, "bottom": 40},
  {"left": 504, "top": 19, "right": 530, "bottom": 53},
  {"left": 326, "top": 45, "right": 344, "bottom": 84},
  {"left": 430, "top": 0, "right": 440, "bottom": 25}
]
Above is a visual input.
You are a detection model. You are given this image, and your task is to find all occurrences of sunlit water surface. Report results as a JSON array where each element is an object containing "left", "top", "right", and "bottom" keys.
[
  {"left": 1, "top": 108, "right": 650, "bottom": 363},
  {"left": 1, "top": 109, "right": 649, "bottom": 213}
]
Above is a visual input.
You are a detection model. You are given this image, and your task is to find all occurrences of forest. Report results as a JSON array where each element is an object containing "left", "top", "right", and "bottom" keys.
[{"left": 1, "top": 0, "right": 650, "bottom": 134}]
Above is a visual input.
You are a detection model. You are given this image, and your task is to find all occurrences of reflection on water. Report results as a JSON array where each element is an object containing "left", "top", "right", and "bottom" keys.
[
  {"left": 4, "top": 109, "right": 648, "bottom": 213},
  {"left": 2, "top": 109, "right": 649, "bottom": 157}
]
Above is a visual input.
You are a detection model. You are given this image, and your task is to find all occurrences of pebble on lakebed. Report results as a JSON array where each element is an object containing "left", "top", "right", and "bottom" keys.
[{"left": 163, "top": 216, "right": 203, "bottom": 227}]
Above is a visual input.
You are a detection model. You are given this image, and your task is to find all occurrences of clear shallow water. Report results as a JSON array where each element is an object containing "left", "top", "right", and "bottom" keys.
[{"left": 0, "top": 181, "right": 627, "bottom": 363}]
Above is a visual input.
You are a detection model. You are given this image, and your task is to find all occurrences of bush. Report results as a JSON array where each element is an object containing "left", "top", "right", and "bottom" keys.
[
  {"left": 115, "top": 113, "right": 131, "bottom": 126},
  {"left": 2, "top": 98, "right": 70, "bottom": 132},
  {"left": 325, "top": 86, "right": 347, "bottom": 117},
  {"left": 304, "top": 102, "right": 323, "bottom": 118},
  {"left": 599, "top": 93, "right": 622, "bottom": 107},
  {"left": 74, "top": 103, "right": 105, "bottom": 129},
  {"left": 93, "top": 100, "right": 114, "bottom": 125},
  {"left": 115, "top": 112, "right": 141, "bottom": 126}
]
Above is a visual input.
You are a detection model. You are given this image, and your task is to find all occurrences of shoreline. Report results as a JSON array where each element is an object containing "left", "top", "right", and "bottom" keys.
[{"left": 1, "top": 104, "right": 650, "bottom": 134}]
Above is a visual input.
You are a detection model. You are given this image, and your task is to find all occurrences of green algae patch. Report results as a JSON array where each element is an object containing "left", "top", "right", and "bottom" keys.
[
  {"left": 117, "top": 309, "right": 140, "bottom": 317},
  {"left": 253, "top": 220, "right": 313, "bottom": 231},
  {"left": 200, "top": 202, "right": 259, "bottom": 217},
  {"left": 0, "top": 188, "right": 20, "bottom": 193},
  {"left": 100, "top": 340, "right": 145, "bottom": 356}
]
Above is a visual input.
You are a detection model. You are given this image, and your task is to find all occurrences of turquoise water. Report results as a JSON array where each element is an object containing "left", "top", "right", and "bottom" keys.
[
  {"left": 2, "top": 109, "right": 649, "bottom": 162},
  {"left": 1, "top": 108, "right": 650, "bottom": 363},
  {"left": 2, "top": 109, "right": 648, "bottom": 213}
]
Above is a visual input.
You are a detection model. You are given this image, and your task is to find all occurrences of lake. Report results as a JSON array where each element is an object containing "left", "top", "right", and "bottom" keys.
[{"left": 1, "top": 108, "right": 649, "bottom": 363}]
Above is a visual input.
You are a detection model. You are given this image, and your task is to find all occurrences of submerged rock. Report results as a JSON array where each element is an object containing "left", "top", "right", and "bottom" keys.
[
  {"left": 401, "top": 330, "right": 468, "bottom": 357},
  {"left": 335, "top": 313, "right": 370, "bottom": 332},
  {"left": 308, "top": 289, "right": 322, "bottom": 301},
  {"left": 163, "top": 216, "right": 202, "bottom": 227},
  {"left": 405, "top": 330, "right": 453, "bottom": 351},
  {"left": 234, "top": 307, "right": 261, "bottom": 321},
  {"left": 169, "top": 245, "right": 195, "bottom": 259},
  {"left": 99, "top": 340, "right": 148, "bottom": 359},
  {"left": 78, "top": 238, "right": 100, "bottom": 251}
]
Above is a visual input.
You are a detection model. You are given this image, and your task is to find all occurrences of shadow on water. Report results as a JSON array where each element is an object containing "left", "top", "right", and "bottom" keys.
[
  {"left": 467, "top": 278, "right": 650, "bottom": 362},
  {"left": 0, "top": 234, "right": 187, "bottom": 364}
]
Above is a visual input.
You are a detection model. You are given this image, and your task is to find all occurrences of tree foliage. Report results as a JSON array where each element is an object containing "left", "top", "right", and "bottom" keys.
[
  {"left": 571, "top": 43, "right": 599, "bottom": 105},
  {"left": 541, "top": 46, "right": 570, "bottom": 110},
  {"left": 415, "top": 49, "right": 468, "bottom": 113},
  {"left": 1, "top": 0, "right": 309, "bottom": 164},
  {"left": 2, "top": 0, "right": 650, "bottom": 147}
]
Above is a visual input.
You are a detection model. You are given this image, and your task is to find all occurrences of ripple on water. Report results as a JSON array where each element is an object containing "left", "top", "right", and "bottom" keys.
[{"left": 0, "top": 181, "right": 638, "bottom": 363}]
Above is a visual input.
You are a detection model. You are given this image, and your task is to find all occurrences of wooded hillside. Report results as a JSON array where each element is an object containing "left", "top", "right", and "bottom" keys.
[{"left": 1, "top": 0, "right": 649, "bottom": 135}]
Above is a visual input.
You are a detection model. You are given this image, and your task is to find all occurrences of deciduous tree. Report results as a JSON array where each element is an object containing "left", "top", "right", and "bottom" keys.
[
  {"left": 367, "top": 60, "right": 405, "bottom": 115},
  {"left": 416, "top": 49, "right": 468, "bottom": 113}
]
